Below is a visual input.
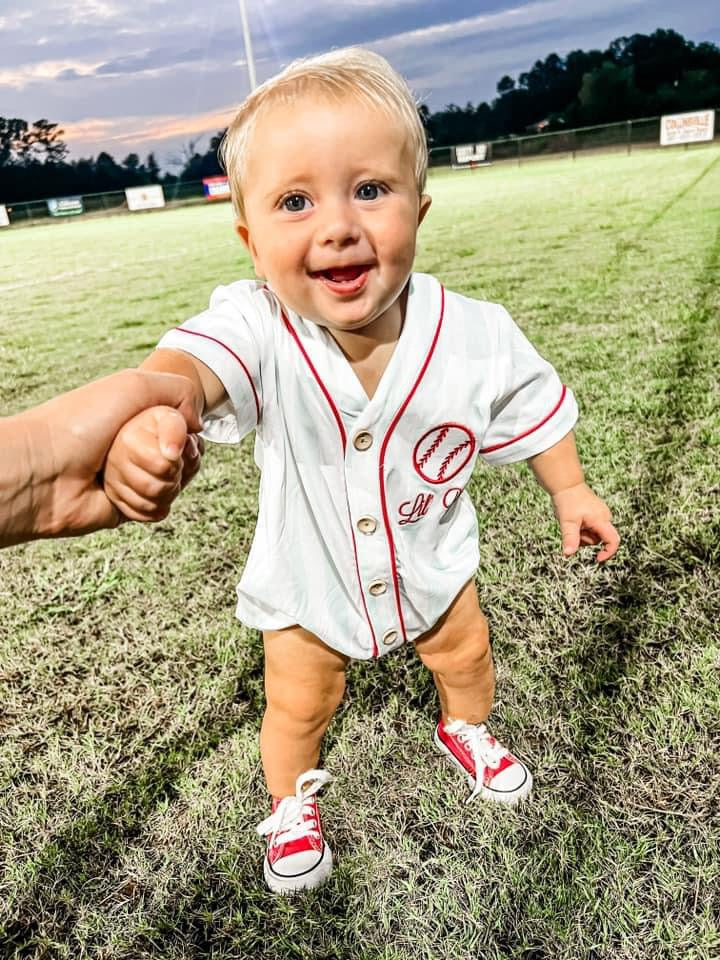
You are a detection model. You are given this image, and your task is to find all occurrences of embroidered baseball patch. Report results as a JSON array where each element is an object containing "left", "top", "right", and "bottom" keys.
[{"left": 413, "top": 424, "right": 476, "bottom": 484}]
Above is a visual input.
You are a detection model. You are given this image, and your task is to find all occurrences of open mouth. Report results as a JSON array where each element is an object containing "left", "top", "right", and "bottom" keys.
[{"left": 310, "top": 264, "right": 371, "bottom": 295}]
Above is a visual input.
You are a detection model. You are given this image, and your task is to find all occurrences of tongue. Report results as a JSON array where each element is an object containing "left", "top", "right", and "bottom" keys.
[{"left": 324, "top": 266, "right": 365, "bottom": 282}]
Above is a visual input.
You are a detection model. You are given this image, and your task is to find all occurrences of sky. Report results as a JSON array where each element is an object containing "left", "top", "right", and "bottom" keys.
[{"left": 2, "top": 0, "right": 718, "bottom": 168}]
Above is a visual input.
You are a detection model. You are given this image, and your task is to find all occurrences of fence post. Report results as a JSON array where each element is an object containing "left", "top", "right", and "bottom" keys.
[
  {"left": 627, "top": 119, "right": 632, "bottom": 156},
  {"left": 517, "top": 138, "right": 522, "bottom": 166}
]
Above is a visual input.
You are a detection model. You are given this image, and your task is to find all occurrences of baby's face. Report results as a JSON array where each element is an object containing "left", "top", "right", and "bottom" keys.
[{"left": 236, "top": 93, "right": 431, "bottom": 337}]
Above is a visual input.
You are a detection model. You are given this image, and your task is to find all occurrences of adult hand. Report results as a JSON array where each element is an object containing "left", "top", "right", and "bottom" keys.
[{"left": 1, "top": 369, "right": 203, "bottom": 547}]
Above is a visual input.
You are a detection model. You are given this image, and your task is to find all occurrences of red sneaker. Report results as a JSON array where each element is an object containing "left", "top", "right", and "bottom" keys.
[
  {"left": 256, "top": 769, "right": 333, "bottom": 894},
  {"left": 434, "top": 718, "right": 533, "bottom": 805}
]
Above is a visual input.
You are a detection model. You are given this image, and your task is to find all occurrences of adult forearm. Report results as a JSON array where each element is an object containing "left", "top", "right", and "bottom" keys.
[
  {"left": 0, "top": 414, "right": 52, "bottom": 546},
  {"left": 527, "top": 430, "right": 584, "bottom": 496}
]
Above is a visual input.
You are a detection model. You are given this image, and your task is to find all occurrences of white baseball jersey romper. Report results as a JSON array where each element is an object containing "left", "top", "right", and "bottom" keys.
[{"left": 157, "top": 272, "right": 578, "bottom": 660}]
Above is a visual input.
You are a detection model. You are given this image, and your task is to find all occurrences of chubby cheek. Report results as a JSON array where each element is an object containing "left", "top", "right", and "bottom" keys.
[
  {"left": 261, "top": 243, "right": 310, "bottom": 302},
  {"left": 377, "top": 210, "right": 418, "bottom": 266},
  {"left": 258, "top": 239, "right": 296, "bottom": 281}
]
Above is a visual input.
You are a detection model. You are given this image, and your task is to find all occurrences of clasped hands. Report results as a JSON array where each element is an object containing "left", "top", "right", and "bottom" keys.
[
  {"left": 104, "top": 404, "right": 204, "bottom": 523},
  {"left": 1, "top": 369, "right": 204, "bottom": 547}
]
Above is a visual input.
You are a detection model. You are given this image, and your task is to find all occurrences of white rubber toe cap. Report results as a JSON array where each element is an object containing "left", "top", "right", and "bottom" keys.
[{"left": 264, "top": 843, "right": 333, "bottom": 894}]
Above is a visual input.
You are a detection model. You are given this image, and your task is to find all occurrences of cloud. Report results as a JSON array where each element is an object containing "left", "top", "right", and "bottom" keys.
[
  {"left": 60, "top": 102, "right": 239, "bottom": 157},
  {"left": 67, "top": 0, "right": 122, "bottom": 23},
  {"left": 95, "top": 46, "right": 206, "bottom": 76},
  {"left": 372, "top": 0, "right": 646, "bottom": 55},
  {"left": 0, "top": 59, "right": 102, "bottom": 89}
]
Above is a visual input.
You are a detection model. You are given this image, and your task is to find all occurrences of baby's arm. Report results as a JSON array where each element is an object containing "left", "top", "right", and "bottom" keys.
[
  {"left": 103, "top": 350, "right": 227, "bottom": 521},
  {"left": 528, "top": 430, "right": 620, "bottom": 563}
]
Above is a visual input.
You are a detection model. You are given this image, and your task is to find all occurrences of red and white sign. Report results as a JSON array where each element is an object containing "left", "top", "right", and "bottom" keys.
[
  {"left": 203, "top": 176, "right": 231, "bottom": 200},
  {"left": 660, "top": 110, "right": 715, "bottom": 146}
]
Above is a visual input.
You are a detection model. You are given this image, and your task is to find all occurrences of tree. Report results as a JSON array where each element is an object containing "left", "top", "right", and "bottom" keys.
[
  {"left": 0, "top": 118, "right": 27, "bottom": 166},
  {"left": 94, "top": 151, "right": 124, "bottom": 191},
  {"left": 578, "top": 62, "right": 637, "bottom": 124},
  {"left": 122, "top": 152, "right": 140, "bottom": 173},
  {"left": 146, "top": 152, "right": 161, "bottom": 182},
  {"left": 610, "top": 29, "right": 690, "bottom": 92},
  {"left": 0, "top": 117, "right": 67, "bottom": 167},
  {"left": 26, "top": 119, "right": 67, "bottom": 164}
]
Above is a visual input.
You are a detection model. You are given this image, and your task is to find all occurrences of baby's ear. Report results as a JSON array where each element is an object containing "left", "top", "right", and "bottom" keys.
[
  {"left": 418, "top": 193, "right": 432, "bottom": 226},
  {"left": 234, "top": 221, "right": 265, "bottom": 279}
]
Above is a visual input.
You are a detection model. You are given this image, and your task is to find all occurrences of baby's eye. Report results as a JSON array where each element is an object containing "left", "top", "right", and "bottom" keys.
[
  {"left": 356, "top": 182, "right": 383, "bottom": 201},
  {"left": 282, "top": 194, "right": 310, "bottom": 212}
]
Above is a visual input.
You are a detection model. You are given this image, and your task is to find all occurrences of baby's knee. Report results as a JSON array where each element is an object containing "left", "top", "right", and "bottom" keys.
[
  {"left": 418, "top": 610, "right": 491, "bottom": 676},
  {"left": 266, "top": 670, "right": 345, "bottom": 730},
  {"left": 449, "top": 620, "right": 492, "bottom": 676}
]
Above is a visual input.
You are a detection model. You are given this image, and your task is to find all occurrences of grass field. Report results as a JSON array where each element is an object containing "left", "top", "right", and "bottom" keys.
[{"left": 1, "top": 146, "right": 719, "bottom": 959}]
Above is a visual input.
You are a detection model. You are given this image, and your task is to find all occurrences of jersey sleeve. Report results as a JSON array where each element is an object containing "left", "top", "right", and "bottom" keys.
[
  {"left": 156, "top": 281, "right": 266, "bottom": 445},
  {"left": 478, "top": 305, "right": 578, "bottom": 466}
]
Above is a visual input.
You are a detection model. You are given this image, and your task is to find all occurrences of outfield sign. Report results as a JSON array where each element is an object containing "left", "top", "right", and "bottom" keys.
[
  {"left": 0, "top": 205, "right": 9, "bottom": 227},
  {"left": 125, "top": 185, "right": 165, "bottom": 211},
  {"left": 453, "top": 143, "right": 490, "bottom": 168},
  {"left": 203, "top": 176, "right": 231, "bottom": 200},
  {"left": 660, "top": 110, "right": 715, "bottom": 146},
  {"left": 47, "top": 196, "right": 84, "bottom": 217}
]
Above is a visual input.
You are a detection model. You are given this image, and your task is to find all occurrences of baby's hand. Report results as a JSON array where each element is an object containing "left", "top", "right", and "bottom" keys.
[
  {"left": 103, "top": 406, "right": 203, "bottom": 522},
  {"left": 551, "top": 481, "right": 620, "bottom": 563}
]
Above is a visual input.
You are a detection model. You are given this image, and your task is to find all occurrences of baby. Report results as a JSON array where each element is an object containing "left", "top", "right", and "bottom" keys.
[{"left": 104, "top": 48, "right": 620, "bottom": 895}]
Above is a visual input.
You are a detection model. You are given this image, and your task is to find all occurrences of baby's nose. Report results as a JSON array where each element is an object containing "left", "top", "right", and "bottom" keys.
[{"left": 317, "top": 203, "right": 361, "bottom": 247}]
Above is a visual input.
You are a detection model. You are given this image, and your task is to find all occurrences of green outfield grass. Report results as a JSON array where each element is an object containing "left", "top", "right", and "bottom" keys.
[{"left": 1, "top": 146, "right": 719, "bottom": 959}]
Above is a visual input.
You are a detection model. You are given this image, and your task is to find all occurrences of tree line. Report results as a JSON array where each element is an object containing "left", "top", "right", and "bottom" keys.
[{"left": 1, "top": 28, "right": 718, "bottom": 205}]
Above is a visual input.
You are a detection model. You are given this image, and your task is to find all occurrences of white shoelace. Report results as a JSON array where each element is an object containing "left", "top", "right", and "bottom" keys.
[
  {"left": 444, "top": 720, "right": 508, "bottom": 803},
  {"left": 256, "top": 768, "right": 332, "bottom": 848}
]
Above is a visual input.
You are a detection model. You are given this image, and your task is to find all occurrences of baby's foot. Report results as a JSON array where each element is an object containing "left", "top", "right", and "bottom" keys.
[
  {"left": 434, "top": 718, "right": 532, "bottom": 804},
  {"left": 256, "top": 769, "right": 333, "bottom": 894}
]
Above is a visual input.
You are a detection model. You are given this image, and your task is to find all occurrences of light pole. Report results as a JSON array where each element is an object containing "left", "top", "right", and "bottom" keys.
[{"left": 238, "top": 0, "right": 257, "bottom": 91}]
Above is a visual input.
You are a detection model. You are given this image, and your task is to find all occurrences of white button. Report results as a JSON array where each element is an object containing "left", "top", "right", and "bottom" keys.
[
  {"left": 353, "top": 431, "right": 373, "bottom": 451},
  {"left": 382, "top": 629, "right": 398, "bottom": 646},
  {"left": 369, "top": 579, "right": 387, "bottom": 596},
  {"left": 357, "top": 516, "right": 377, "bottom": 535}
]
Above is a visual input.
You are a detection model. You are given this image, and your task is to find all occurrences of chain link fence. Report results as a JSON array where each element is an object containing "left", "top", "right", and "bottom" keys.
[
  {"left": 428, "top": 111, "right": 719, "bottom": 169},
  {"left": 2, "top": 179, "right": 208, "bottom": 227},
  {"left": 3, "top": 111, "right": 718, "bottom": 226}
]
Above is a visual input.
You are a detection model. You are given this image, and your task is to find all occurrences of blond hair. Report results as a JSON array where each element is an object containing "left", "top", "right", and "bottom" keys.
[{"left": 219, "top": 47, "right": 428, "bottom": 220}]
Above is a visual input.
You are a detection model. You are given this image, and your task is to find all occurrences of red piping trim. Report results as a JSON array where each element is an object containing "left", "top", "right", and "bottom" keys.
[
  {"left": 281, "top": 310, "right": 377, "bottom": 657},
  {"left": 480, "top": 384, "right": 568, "bottom": 455},
  {"left": 281, "top": 313, "right": 347, "bottom": 448},
  {"left": 172, "top": 327, "right": 260, "bottom": 424},
  {"left": 378, "top": 284, "right": 445, "bottom": 642}
]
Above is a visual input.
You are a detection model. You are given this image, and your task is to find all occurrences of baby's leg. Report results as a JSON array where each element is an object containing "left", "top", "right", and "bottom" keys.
[
  {"left": 261, "top": 626, "right": 349, "bottom": 797},
  {"left": 415, "top": 580, "right": 532, "bottom": 805},
  {"left": 413, "top": 579, "right": 494, "bottom": 724}
]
